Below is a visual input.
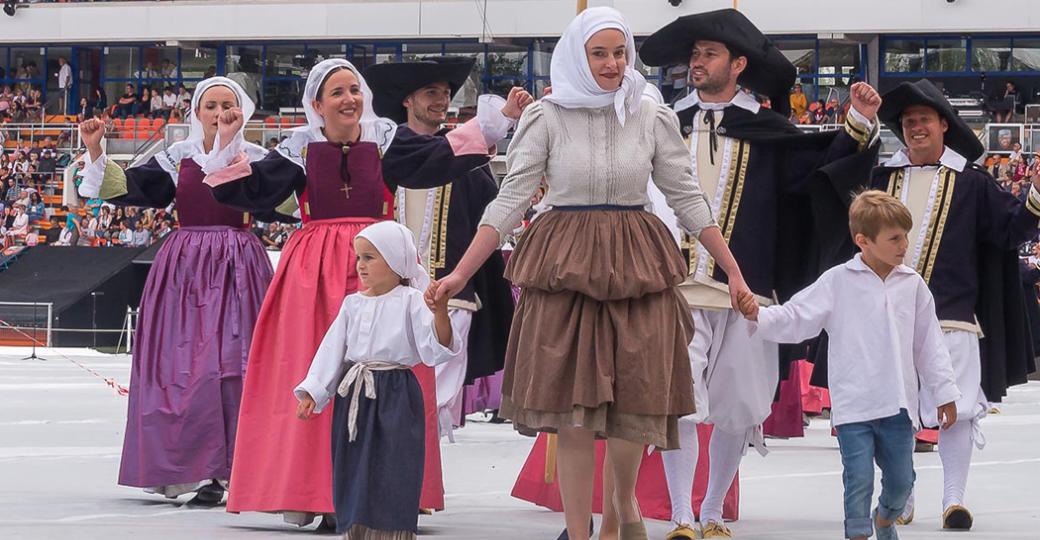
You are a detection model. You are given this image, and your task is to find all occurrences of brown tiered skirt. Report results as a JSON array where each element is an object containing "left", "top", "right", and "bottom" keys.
[{"left": 500, "top": 207, "right": 696, "bottom": 450}]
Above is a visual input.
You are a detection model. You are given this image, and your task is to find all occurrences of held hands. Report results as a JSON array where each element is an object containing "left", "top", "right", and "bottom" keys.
[
  {"left": 736, "top": 289, "right": 759, "bottom": 321},
  {"left": 217, "top": 107, "right": 245, "bottom": 146},
  {"left": 296, "top": 393, "right": 317, "bottom": 420},
  {"left": 501, "top": 87, "right": 535, "bottom": 120},
  {"left": 78, "top": 118, "right": 106, "bottom": 149},
  {"left": 849, "top": 82, "right": 882, "bottom": 120},
  {"left": 937, "top": 402, "right": 958, "bottom": 430},
  {"left": 425, "top": 273, "right": 466, "bottom": 311}
]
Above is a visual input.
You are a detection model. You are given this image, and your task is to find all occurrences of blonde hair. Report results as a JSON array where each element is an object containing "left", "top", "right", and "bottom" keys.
[{"left": 849, "top": 190, "right": 913, "bottom": 241}]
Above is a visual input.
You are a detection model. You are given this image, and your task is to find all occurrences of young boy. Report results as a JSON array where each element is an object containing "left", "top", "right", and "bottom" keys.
[{"left": 738, "top": 190, "right": 961, "bottom": 540}]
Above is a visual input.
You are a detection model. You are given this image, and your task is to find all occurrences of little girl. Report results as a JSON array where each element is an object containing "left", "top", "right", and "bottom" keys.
[{"left": 294, "top": 220, "right": 462, "bottom": 539}]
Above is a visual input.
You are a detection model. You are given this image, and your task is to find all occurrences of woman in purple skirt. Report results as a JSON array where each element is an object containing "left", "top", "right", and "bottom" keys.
[{"left": 77, "top": 77, "right": 275, "bottom": 506}]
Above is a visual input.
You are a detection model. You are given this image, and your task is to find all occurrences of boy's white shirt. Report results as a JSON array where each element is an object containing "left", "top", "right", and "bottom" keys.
[{"left": 751, "top": 253, "right": 961, "bottom": 429}]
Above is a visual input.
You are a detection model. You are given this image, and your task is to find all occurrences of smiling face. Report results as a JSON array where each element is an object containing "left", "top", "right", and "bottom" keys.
[
  {"left": 354, "top": 236, "right": 401, "bottom": 293},
  {"left": 313, "top": 67, "right": 364, "bottom": 132},
  {"left": 404, "top": 81, "right": 452, "bottom": 129},
  {"left": 584, "top": 29, "right": 627, "bottom": 92},
  {"left": 195, "top": 85, "right": 239, "bottom": 142},
  {"left": 900, "top": 105, "right": 948, "bottom": 163},
  {"left": 688, "top": 40, "right": 746, "bottom": 96}
]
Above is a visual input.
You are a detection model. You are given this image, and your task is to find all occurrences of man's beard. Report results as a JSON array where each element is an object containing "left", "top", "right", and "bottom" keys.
[
  {"left": 690, "top": 70, "right": 729, "bottom": 95},
  {"left": 412, "top": 108, "right": 446, "bottom": 130}
]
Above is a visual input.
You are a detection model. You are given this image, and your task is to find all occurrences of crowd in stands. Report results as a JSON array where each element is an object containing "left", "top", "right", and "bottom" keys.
[{"left": 0, "top": 84, "right": 45, "bottom": 124}]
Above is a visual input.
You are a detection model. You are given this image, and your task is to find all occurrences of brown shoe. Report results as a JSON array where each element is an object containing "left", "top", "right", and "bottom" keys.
[
  {"left": 665, "top": 524, "right": 698, "bottom": 540},
  {"left": 895, "top": 507, "right": 914, "bottom": 525},
  {"left": 701, "top": 520, "right": 734, "bottom": 538},
  {"left": 942, "top": 505, "right": 973, "bottom": 530}
]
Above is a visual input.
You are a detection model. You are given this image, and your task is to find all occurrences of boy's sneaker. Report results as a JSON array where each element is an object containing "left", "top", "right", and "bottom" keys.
[{"left": 873, "top": 508, "right": 900, "bottom": 540}]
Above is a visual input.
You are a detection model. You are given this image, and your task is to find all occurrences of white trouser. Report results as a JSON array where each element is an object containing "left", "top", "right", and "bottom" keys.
[
  {"left": 434, "top": 308, "right": 472, "bottom": 440},
  {"left": 920, "top": 330, "right": 988, "bottom": 433}
]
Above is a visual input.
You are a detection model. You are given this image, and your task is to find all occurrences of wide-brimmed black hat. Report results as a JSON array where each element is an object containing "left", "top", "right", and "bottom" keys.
[
  {"left": 364, "top": 56, "right": 475, "bottom": 124},
  {"left": 878, "top": 79, "right": 984, "bottom": 162},
  {"left": 639, "top": 8, "right": 796, "bottom": 116}
]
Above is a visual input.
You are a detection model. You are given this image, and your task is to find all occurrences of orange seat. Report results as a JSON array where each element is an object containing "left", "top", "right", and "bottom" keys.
[
  {"left": 280, "top": 117, "right": 294, "bottom": 127},
  {"left": 137, "top": 118, "right": 151, "bottom": 130},
  {"left": 136, "top": 130, "right": 151, "bottom": 139},
  {"left": 124, "top": 118, "right": 136, "bottom": 130},
  {"left": 121, "top": 129, "right": 135, "bottom": 139},
  {"left": 294, "top": 116, "right": 306, "bottom": 125},
  {"left": 152, "top": 118, "right": 166, "bottom": 131},
  {"left": 112, "top": 118, "right": 123, "bottom": 130},
  {"left": 264, "top": 116, "right": 278, "bottom": 126}
]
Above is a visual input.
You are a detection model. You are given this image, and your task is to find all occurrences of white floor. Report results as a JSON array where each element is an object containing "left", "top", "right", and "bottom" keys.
[{"left": 1, "top": 348, "right": 1038, "bottom": 539}]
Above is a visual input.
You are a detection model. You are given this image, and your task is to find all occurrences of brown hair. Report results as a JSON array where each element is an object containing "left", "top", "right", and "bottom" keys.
[{"left": 849, "top": 190, "right": 913, "bottom": 241}]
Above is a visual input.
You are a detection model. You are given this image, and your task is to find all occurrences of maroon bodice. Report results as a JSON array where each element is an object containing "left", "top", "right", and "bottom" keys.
[
  {"left": 299, "top": 141, "right": 388, "bottom": 222},
  {"left": 176, "top": 158, "right": 249, "bottom": 227}
]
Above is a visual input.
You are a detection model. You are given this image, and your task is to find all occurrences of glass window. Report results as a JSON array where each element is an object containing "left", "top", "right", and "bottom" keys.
[
  {"left": 401, "top": 42, "right": 445, "bottom": 62},
  {"left": 105, "top": 46, "right": 140, "bottom": 80},
  {"left": 11, "top": 47, "right": 45, "bottom": 81},
  {"left": 45, "top": 47, "right": 72, "bottom": 94},
  {"left": 226, "top": 45, "right": 262, "bottom": 79},
  {"left": 141, "top": 46, "right": 178, "bottom": 80},
  {"left": 262, "top": 78, "right": 304, "bottom": 112},
  {"left": 818, "top": 42, "right": 860, "bottom": 85},
  {"left": 884, "top": 39, "right": 924, "bottom": 73},
  {"left": 777, "top": 39, "right": 816, "bottom": 76},
  {"left": 926, "top": 39, "right": 967, "bottom": 72},
  {"left": 972, "top": 39, "right": 1012, "bottom": 72},
  {"left": 444, "top": 42, "right": 486, "bottom": 98},
  {"left": 265, "top": 45, "right": 306, "bottom": 78},
  {"left": 180, "top": 46, "right": 219, "bottom": 80},
  {"left": 1012, "top": 39, "right": 1040, "bottom": 71},
  {"left": 531, "top": 39, "right": 554, "bottom": 78},
  {"left": 349, "top": 44, "right": 399, "bottom": 72},
  {"left": 486, "top": 42, "right": 528, "bottom": 97},
  {"left": 0, "top": 47, "right": 8, "bottom": 80},
  {"left": 303, "top": 44, "right": 346, "bottom": 73}
]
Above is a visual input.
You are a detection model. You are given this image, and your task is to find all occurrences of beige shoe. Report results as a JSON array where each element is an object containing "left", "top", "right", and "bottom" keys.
[
  {"left": 665, "top": 524, "right": 698, "bottom": 540},
  {"left": 942, "top": 505, "right": 974, "bottom": 530},
  {"left": 619, "top": 521, "right": 648, "bottom": 540},
  {"left": 700, "top": 521, "right": 734, "bottom": 538},
  {"left": 895, "top": 507, "right": 914, "bottom": 525}
]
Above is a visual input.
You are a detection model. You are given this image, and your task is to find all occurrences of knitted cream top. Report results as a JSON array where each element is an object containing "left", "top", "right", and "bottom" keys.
[{"left": 479, "top": 97, "right": 717, "bottom": 241}]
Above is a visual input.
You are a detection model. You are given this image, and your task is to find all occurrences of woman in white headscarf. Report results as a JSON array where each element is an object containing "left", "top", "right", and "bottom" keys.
[
  {"left": 202, "top": 59, "right": 518, "bottom": 529},
  {"left": 76, "top": 77, "right": 274, "bottom": 506},
  {"left": 429, "top": 8, "right": 750, "bottom": 540}
]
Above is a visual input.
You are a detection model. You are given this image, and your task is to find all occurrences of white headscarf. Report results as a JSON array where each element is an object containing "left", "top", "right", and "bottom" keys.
[
  {"left": 542, "top": 7, "right": 647, "bottom": 126},
  {"left": 356, "top": 221, "right": 430, "bottom": 292},
  {"left": 277, "top": 59, "right": 398, "bottom": 169},
  {"left": 161, "top": 77, "right": 266, "bottom": 180}
]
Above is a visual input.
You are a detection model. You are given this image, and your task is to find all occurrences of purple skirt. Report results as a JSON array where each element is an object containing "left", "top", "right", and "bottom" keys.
[{"left": 118, "top": 226, "right": 273, "bottom": 489}]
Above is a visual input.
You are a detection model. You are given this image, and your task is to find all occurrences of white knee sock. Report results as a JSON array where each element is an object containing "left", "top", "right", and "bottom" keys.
[
  {"left": 661, "top": 418, "right": 699, "bottom": 526},
  {"left": 700, "top": 428, "right": 746, "bottom": 525},
  {"left": 939, "top": 419, "right": 974, "bottom": 509}
]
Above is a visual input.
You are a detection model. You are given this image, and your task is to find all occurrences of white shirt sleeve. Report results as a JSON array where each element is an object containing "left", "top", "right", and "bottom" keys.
[
  {"left": 294, "top": 298, "right": 352, "bottom": 413},
  {"left": 911, "top": 278, "right": 962, "bottom": 408},
  {"left": 407, "top": 291, "right": 464, "bottom": 367},
  {"left": 477, "top": 94, "right": 517, "bottom": 148},
  {"left": 78, "top": 152, "right": 108, "bottom": 198},
  {"left": 754, "top": 272, "right": 834, "bottom": 343}
]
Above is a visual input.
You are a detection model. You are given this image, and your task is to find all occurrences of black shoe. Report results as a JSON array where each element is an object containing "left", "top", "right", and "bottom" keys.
[
  {"left": 185, "top": 482, "right": 224, "bottom": 507},
  {"left": 488, "top": 409, "right": 508, "bottom": 424},
  {"left": 556, "top": 517, "right": 595, "bottom": 540},
  {"left": 315, "top": 514, "right": 338, "bottom": 534}
]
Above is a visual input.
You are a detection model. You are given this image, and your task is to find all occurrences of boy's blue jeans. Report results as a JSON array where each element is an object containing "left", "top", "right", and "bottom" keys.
[{"left": 835, "top": 410, "right": 916, "bottom": 538}]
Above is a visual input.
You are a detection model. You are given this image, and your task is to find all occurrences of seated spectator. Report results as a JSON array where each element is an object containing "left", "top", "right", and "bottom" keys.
[
  {"left": 155, "top": 219, "right": 172, "bottom": 240},
  {"left": 0, "top": 206, "right": 14, "bottom": 234},
  {"left": 162, "top": 86, "right": 177, "bottom": 116},
  {"left": 177, "top": 84, "right": 192, "bottom": 107},
  {"left": 55, "top": 217, "right": 79, "bottom": 247},
  {"left": 76, "top": 216, "right": 93, "bottom": 247},
  {"left": 27, "top": 192, "right": 44, "bottom": 223},
  {"left": 93, "top": 87, "right": 108, "bottom": 113},
  {"left": 149, "top": 88, "right": 164, "bottom": 119},
  {"left": 6, "top": 204, "right": 29, "bottom": 239},
  {"left": 789, "top": 83, "right": 808, "bottom": 121},
  {"left": 116, "top": 220, "right": 134, "bottom": 246},
  {"left": 261, "top": 222, "right": 286, "bottom": 250},
  {"left": 131, "top": 220, "right": 151, "bottom": 247},
  {"left": 168, "top": 107, "right": 184, "bottom": 124},
  {"left": 116, "top": 84, "right": 137, "bottom": 119},
  {"left": 24, "top": 88, "right": 42, "bottom": 122}
]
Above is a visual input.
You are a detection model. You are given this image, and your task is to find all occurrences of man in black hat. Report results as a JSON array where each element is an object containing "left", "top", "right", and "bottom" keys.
[
  {"left": 639, "top": 9, "right": 882, "bottom": 539},
  {"left": 870, "top": 79, "right": 1038, "bottom": 531},
  {"left": 365, "top": 57, "right": 533, "bottom": 440}
]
